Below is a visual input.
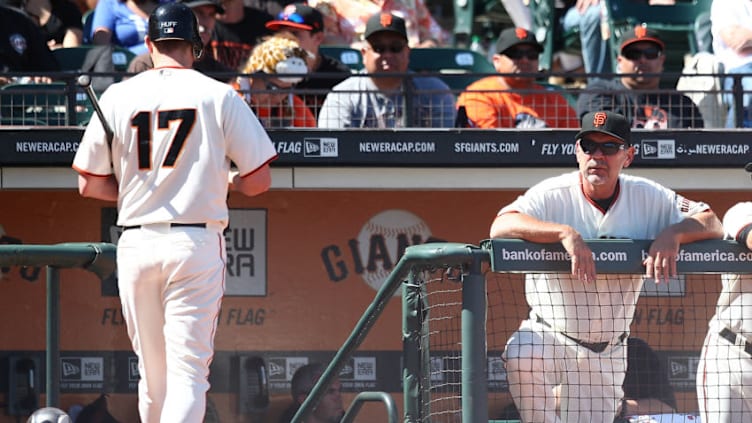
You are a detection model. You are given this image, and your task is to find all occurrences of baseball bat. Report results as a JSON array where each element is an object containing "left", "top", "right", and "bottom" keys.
[{"left": 77, "top": 74, "right": 114, "bottom": 149}]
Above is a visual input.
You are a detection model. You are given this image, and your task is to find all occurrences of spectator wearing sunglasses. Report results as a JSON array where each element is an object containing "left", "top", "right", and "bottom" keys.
[
  {"left": 265, "top": 3, "right": 351, "bottom": 119},
  {"left": 233, "top": 32, "right": 317, "bottom": 127},
  {"left": 456, "top": 27, "right": 579, "bottom": 129},
  {"left": 490, "top": 110, "right": 722, "bottom": 423},
  {"left": 317, "top": 12, "right": 455, "bottom": 128},
  {"left": 577, "top": 25, "right": 704, "bottom": 129}
]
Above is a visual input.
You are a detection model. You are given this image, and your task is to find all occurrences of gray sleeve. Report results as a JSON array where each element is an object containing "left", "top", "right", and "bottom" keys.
[{"left": 431, "top": 91, "right": 457, "bottom": 128}]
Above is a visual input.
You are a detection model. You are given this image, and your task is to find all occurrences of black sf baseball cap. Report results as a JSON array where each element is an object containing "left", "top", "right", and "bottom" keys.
[
  {"left": 266, "top": 3, "right": 324, "bottom": 33},
  {"left": 575, "top": 111, "right": 631, "bottom": 145},
  {"left": 363, "top": 12, "right": 407, "bottom": 41},
  {"left": 495, "top": 27, "right": 543, "bottom": 55},
  {"left": 619, "top": 24, "right": 664, "bottom": 53}
]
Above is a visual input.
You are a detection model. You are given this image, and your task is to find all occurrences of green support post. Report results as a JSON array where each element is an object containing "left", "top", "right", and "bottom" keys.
[
  {"left": 461, "top": 256, "right": 489, "bottom": 423},
  {"left": 454, "top": 0, "right": 476, "bottom": 47}
]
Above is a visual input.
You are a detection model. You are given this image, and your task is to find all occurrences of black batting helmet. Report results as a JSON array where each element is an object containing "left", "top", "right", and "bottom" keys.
[{"left": 148, "top": 2, "right": 203, "bottom": 59}]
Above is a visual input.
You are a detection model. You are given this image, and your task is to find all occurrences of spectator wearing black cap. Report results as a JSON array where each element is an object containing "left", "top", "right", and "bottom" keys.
[
  {"left": 577, "top": 24, "right": 704, "bottom": 129},
  {"left": 127, "top": 0, "right": 235, "bottom": 81},
  {"left": 456, "top": 27, "right": 579, "bottom": 129},
  {"left": 317, "top": 12, "right": 455, "bottom": 128},
  {"left": 265, "top": 3, "right": 351, "bottom": 118},
  {"left": 209, "top": 0, "right": 273, "bottom": 71}
]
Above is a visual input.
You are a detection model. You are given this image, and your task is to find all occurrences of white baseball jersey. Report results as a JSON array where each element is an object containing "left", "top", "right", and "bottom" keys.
[
  {"left": 697, "top": 201, "right": 752, "bottom": 422},
  {"left": 499, "top": 171, "right": 710, "bottom": 342},
  {"left": 713, "top": 202, "right": 752, "bottom": 334},
  {"left": 72, "top": 67, "right": 277, "bottom": 227}
]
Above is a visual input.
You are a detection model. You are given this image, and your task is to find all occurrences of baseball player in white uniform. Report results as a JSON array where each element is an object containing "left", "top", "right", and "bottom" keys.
[
  {"left": 697, "top": 196, "right": 752, "bottom": 422},
  {"left": 71, "top": 3, "right": 277, "bottom": 422},
  {"left": 489, "top": 111, "right": 723, "bottom": 423}
]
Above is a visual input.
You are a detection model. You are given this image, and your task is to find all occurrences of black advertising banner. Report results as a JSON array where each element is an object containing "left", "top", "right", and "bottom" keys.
[
  {"left": 0, "top": 128, "right": 82, "bottom": 166},
  {"left": 484, "top": 239, "right": 752, "bottom": 274},
  {"left": 0, "top": 128, "right": 749, "bottom": 167}
]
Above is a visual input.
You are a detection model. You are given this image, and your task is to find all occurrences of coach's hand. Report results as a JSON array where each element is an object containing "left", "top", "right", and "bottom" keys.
[
  {"left": 561, "top": 229, "right": 596, "bottom": 283},
  {"left": 644, "top": 233, "right": 679, "bottom": 283}
]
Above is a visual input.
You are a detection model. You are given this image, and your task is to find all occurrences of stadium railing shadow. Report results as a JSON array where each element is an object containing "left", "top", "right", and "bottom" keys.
[{"left": 1, "top": 69, "right": 750, "bottom": 129}]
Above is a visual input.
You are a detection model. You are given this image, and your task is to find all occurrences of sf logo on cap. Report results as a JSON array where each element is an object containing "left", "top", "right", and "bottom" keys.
[
  {"left": 593, "top": 112, "right": 607, "bottom": 127},
  {"left": 380, "top": 13, "right": 393, "bottom": 27},
  {"left": 634, "top": 24, "right": 647, "bottom": 39},
  {"left": 515, "top": 28, "right": 528, "bottom": 39}
]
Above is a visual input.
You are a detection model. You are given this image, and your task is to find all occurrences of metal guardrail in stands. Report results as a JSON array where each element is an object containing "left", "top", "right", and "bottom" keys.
[{"left": 0, "top": 70, "right": 750, "bottom": 128}]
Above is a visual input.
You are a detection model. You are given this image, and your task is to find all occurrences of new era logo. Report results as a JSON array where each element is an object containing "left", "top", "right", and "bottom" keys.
[
  {"left": 61, "top": 357, "right": 104, "bottom": 381},
  {"left": 304, "top": 138, "right": 338, "bottom": 157},
  {"left": 641, "top": 139, "right": 675, "bottom": 159}
]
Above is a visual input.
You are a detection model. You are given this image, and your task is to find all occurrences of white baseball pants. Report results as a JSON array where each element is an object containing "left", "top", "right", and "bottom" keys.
[
  {"left": 697, "top": 329, "right": 752, "bottom": 423},
  {"left": 503, "top": 318, "right": 627, "bottom": 423},
  {"left": 117, "top": 223, "right": 226, "bottom": 423}
]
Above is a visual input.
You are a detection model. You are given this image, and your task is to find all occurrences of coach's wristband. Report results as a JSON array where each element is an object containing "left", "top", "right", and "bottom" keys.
[{"left": 736, "top": 224, "right": 752, "bottom": 245}]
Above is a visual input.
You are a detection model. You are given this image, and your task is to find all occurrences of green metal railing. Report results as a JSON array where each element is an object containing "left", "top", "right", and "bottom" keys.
[
  {"left": 0, "top": 242, "right": 116, "bottom": 407},
  {"left": 292, "top": 242, "right": 490, "bottom": 423},
  {"left": 295, "top": 238, "right": 752, "bottom": 423}
]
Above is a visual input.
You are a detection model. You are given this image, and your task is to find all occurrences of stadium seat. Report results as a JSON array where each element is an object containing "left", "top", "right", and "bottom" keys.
[
  {"left": 0, "top": 82, "right": 95, "bottom": 126},
  {"left": 408, "top": 47, "right": 496, "bottom": 91},
  {"left": 452, "top": 0, "right": 514, "bottom": 48},
  {"left": 0, "top": 82, "right": 70, "bottom": 126},
  {"left": 693, "top": 10, "right": 713, "bottom": 54},
  {"left": 319, "top": 46, "right": 364, "bottom": 71},
  {"left": 603, "top": 0, "right": 712, "bottom": 87},
  {"left": 82, "top": 9, "right": 94, "bottom": 44},
  {"left": 519, "top": 0, "right": 584, "bottom": 74}
]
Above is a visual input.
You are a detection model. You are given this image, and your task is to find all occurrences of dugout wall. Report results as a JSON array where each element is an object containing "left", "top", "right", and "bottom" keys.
[{"left": 0, "top": 127, "right": 749, "bottom": 422}]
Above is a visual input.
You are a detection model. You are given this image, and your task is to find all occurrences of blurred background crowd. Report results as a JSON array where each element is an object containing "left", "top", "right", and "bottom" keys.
[{"left": 0, "top": 0, "right": 747, "bottom": 130}]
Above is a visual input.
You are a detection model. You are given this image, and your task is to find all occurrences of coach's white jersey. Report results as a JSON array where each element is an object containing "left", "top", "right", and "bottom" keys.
[
  {"left": 713, "top": 202, "right": 752, "bottom": 335},
  {"left": 73, "top": 67, "right": 277, "bottom": 227},
  {"left": 499, "top": 171, "right": 710, "bottom": 342}
]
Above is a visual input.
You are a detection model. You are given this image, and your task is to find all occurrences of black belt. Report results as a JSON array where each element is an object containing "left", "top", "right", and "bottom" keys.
[
  {"left": 122, "top": 223, "right": 206, "bottom": 231},
  {"left": 719, "top": 327, "right": 752, "bottom": 356},
  {"left": 536, "top": 315, "right": 627, "bottom": 354}
]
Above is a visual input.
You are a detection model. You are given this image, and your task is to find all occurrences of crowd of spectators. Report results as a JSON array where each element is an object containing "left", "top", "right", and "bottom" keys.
[{"left": 0, "top": 0, "right": 746, "bottom": 129}]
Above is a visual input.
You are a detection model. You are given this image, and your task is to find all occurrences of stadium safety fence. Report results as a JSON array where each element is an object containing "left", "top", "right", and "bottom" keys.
[
  {"left": 294, "top": 239, "right": 751, "bottom": 423},
  {"left": 1, "top": 70, "right": 751, "bottom": 129}
]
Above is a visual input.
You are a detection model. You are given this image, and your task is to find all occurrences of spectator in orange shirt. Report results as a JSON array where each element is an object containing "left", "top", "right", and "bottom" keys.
[
  {"left": 456, "top": 27, "right": 579, "bottom": 129},
  {"left": 234, "top": 32, "right": 317, "bottom": 128}
]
